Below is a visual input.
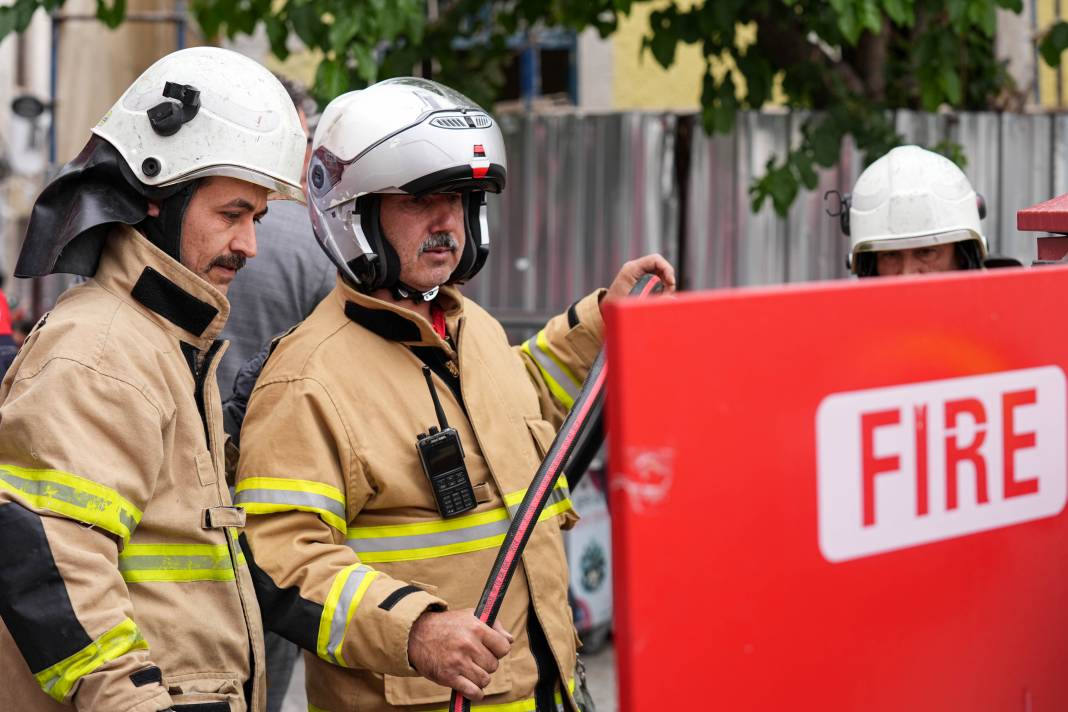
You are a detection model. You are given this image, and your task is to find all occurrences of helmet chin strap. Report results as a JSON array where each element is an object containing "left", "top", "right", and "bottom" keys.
[{"left": 390, "top": 282, "right": 440, "bottom": 303}]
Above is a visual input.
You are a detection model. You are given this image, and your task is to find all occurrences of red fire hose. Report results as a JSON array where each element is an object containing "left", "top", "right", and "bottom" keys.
[{"left": 450, "top": 273, "right": 664, "bottom": 712}]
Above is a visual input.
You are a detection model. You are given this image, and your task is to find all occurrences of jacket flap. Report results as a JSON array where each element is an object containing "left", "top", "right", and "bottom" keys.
[{"left": 384, "top": 657, "right": 512, "bottom": 706}]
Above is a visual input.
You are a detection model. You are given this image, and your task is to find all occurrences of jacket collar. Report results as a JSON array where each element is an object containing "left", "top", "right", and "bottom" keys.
[
  {"left": 335, "top": 276, "right": 463, "bottom": 349},
  {"left": 92, "top": 225, "right": 230, "bottom": 349}
]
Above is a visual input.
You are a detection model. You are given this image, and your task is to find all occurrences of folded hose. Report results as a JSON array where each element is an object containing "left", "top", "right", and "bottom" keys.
[{"left": 450, "top": 273, "right": 664, "bottom": 712}]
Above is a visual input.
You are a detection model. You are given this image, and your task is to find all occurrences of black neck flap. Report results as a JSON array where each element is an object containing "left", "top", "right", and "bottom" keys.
[
  {"left": 131, "top": 266, "right": 218, "bottom": 337},
  {"left": 343, "top": 300, "right": 422, "bottom": 343}
]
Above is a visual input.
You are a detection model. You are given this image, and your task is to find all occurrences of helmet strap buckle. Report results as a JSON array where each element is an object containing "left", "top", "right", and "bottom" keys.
[{"left": 392, "top": 283, "right": 440, "bottom": 303}]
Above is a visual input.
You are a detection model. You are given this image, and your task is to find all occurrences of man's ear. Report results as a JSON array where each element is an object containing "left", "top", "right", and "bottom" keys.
[{"left": 146, "top": 201, "right": 161, "bottom": 218}]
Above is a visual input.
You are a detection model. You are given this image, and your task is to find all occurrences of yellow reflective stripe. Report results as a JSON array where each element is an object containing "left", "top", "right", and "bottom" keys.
[
  {"left": 118, "top": 543, "right": 245, "bottom": 583},
  {"left": 521, "top": 331, "right": 579, "bottom": 409},
  {"left": 346, "top": 477, "right": 574, "bottom": 563},
  {"left": 347, "top": 478, "right": 570, "bottom": 542},
  {"left": 0, "top": 465, "right": 142, "bottom": 545},
  {"left": 308, "top": 705, "right": 330, "bottom": 712},
  {"left": 504, "top": 477, "right": 569, "bottom": 509},
  {"left": 349, "top": 504, "right": 510, "bottom": 539},
  {"left": 521, "top": 333, "right": 578, "bottom": 410},
  {"left": 317, "top": 564, "right": 379, "bottom": 667},
  {"left": 425, "top": 677, "right": 576, "bottom": 712},
  {"left": 236, "top": 476, "right": 347, "bottom": 533},
  {"left": 536, "top": 330, "right": 581, "bottom": 389},
  {"left": 34, "top": 618, "right": 148, "bottom": 702}
]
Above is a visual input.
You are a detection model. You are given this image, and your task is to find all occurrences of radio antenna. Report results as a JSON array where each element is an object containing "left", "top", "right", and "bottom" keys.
[{"left": 422, "top": 366, "right": 450, "bottom": 430}]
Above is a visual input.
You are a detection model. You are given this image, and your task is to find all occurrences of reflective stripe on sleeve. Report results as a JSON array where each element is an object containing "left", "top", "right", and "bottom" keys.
[
  {"left": 34, "top": 617, "right": 148, "bottom": 702},
  {"left": 521, "top": 330, "right": 581, "bottom": 409},
  {"left": 235, "top": 476, "right": 347, "bottom": 533},
  {"left": 118, "top": 543, "right": 245, "bottom": 583},
  {"left": 346, "top": 479, "right": 573, "bottom": 563},
  {"left": 317, "top": 564, "right": 380, "bottom": 667},
  {"left": 0, "top": 465, "right": 142, "bottom": 545}
]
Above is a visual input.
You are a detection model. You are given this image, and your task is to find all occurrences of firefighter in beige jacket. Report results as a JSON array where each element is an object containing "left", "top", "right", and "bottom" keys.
[
  {"left": 236, "top": 79, "right": 675, "bottom": 711},
  {"left": 0, "top": 48, "right": 306, "bottom": 712}
]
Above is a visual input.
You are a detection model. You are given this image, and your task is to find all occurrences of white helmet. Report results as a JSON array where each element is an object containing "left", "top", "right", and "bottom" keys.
[
  {"left": 847, "top": 145, "right": 986, "bottom": 275},
  {"left": 93, "top": 46, "right": 305, "bottom": 202},
  {"left": 17, "top": 47, "right": 306, "bottom": 278},
  {"left": 308, "top": 77, "right": 506, "bottom": 294}
]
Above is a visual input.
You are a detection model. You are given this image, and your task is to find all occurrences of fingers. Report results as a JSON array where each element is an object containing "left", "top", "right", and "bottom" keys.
[
  {"left": 481, "top": 622, "right": 513, "bottom": 659},
  {"left": 634, "top": 253, "right": 676, "bottom": 290},
  {"left": 492, "top": 620, "right": 515, "bottom": 644},
  {"left": 451, "top": 674, "right": 486, "bottom": 701}
]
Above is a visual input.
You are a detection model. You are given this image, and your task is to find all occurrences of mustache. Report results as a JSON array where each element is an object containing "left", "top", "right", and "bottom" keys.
[
  {"left": 418, "top": 233, "right": 458, "bottom": 255},
  {"left": 208, "top": 253, "right": 247, "bottom": 272}
]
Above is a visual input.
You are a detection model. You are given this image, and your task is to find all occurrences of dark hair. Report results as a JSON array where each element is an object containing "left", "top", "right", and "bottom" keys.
[
  {"left": 855, "top": 239, "right": 984, "bottom": 278},
  {"left": 272, "top": 73, "right": 315, "bottom": 116}
]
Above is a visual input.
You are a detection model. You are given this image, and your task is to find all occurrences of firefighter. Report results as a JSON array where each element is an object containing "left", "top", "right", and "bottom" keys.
[
  {"left": 0, "top": 47, "right": 305, "bottom": 711},
  {"left": 234, "top": 78, "right": 674, "bottom": 712},
  {"left": 846, "top": 145, "right": 988, "bottom": 277}
]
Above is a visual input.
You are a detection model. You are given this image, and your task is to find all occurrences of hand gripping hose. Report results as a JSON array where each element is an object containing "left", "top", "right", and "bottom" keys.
[{"left": 450, "top": 273, "right": 664, "bottom": 712}]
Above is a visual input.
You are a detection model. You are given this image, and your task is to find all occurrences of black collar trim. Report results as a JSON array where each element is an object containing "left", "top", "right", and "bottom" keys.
[
  {"left": 344, "top": 300, "right": 422, "bottom": 343},
  {"left": 131, "top": 266, "right": 218, "bottom": 337}
]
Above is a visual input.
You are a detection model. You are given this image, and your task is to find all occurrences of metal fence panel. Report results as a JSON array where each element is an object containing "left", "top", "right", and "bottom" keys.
[
  {"left": 686, "top": 120, "right": 739, "bottom": 289},
  {"left": 999, "top": 113, "right": 1052, "bottom": 262}
]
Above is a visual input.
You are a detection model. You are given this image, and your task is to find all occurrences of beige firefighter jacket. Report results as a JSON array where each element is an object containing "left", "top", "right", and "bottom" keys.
[
  {"left": 0, "top": 226, "right": 266, "bottom": 712},
  {"left": 236, "top": 278, "right": 605, "bottom": 712}
]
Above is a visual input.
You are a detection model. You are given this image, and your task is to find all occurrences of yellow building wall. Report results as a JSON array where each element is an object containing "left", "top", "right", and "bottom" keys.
[
  {"left": 609, "top": 3, "right": 779, "bottom": 111},
  {"left": 1036, "top": 0, "right": 1068, "bottom": 107},
  {"left": 611, "top": 1, "right": 704, "bottom": 110}
]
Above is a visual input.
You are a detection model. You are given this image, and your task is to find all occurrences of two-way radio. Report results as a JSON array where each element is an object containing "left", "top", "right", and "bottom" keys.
[{"left": 416, "top": 366, "right": 477, "bottom": 518}]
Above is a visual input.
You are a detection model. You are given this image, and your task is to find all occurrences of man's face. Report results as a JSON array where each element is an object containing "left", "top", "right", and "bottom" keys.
[
  {"left": 379, "top": 193, "right": 465, "bottom": 292},
  {"left": 875, "top": 243, "right": 960, "bottom": 276},
  {"left": 180, "top": 176, "right": 267, "bottom": 295}
]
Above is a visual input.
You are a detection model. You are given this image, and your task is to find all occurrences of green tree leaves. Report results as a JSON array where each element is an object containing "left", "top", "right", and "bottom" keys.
[{"left": 0, "top": 0, "right": 1052, "bottom": 215}]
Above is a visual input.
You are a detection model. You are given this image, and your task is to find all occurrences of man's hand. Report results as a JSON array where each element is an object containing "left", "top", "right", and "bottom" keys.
[
  {"left": 407, "top": 609, "right": 514, "bottom": 701},
  {"left": 603, "top": 253, "right": 677, "bottom": 310}
]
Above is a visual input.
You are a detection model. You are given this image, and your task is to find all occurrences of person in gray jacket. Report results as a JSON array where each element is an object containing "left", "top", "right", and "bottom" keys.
[{"left": 216, "top": 75, "right": 333, "bottom": 712}]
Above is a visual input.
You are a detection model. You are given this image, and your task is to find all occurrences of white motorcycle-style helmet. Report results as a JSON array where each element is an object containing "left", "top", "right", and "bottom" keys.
[
  {"left": 846, "top": 145, "right": 987, "bottom": 276},
  {"left": 308, "top": 77, "right": 507, "bottom": 297}
]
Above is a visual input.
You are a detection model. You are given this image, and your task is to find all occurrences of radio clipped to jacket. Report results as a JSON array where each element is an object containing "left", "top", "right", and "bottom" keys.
[{"left": 417, "top": 366, "right": 476, "bottom": 518}]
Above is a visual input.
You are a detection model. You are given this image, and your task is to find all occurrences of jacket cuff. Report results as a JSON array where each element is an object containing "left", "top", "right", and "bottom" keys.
[
  {"left": 386, "top": 590, "right": 448, "bottom": 677},
  {"left": 563, "top": 289, "right": 606, "bottom": 368},
  {"left": 71, "top": 667, "right": 172, "bottom": 712}
]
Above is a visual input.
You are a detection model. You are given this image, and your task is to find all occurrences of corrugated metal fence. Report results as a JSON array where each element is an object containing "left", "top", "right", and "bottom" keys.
[{"left": 476, "top": 109, "right": 1067, "bottom": 334}]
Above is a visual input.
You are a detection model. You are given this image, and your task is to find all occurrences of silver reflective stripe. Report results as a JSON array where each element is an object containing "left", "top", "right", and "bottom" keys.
[
  {"left": 351, "top": 517, "right": 510, "bottom": 554},
  {"left": 348, "top": 485, "right": 572, "bottom": 562},
  {"left": 235, "top": 488, "right": 346, "bottom": 521},
  {"left": 506, "top": 483, "right": 569, "bottom": 519},
  {"left": 324, "top": 565, "right": 374, "bottom": 664},
  {"left": 523, "top": 334, "right": 579, "bottom": 403}
]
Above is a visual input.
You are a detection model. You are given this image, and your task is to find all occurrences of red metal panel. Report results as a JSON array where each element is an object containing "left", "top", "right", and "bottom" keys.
[
  {"left": 605, "top": 266, "right": 1068, "bottom": 711},
  {"left": 1017, "top": 192, "right": 1068, "bottom": 233}
]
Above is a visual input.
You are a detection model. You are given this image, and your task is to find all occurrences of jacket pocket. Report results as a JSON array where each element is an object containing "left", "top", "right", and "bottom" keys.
[
  {"left": 384, "top": 656, "right": 512, "bottom": 706},
  {"left": 165, "top": 673, "right": 242, "bottom": 711}
]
